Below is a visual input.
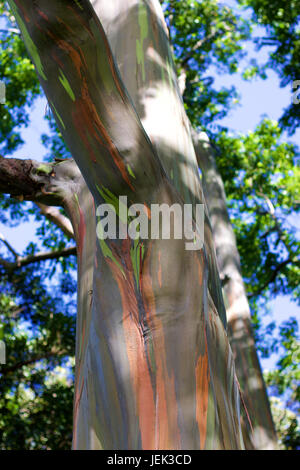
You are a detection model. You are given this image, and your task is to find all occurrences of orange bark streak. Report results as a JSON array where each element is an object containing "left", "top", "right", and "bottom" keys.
[
  {"left": 107, "top": 240, "right": 156, "bottom": 449},
  {"left": 195, "top": 333, "right": 210, "bottom": 449},
  {"left": 157, "top": 251, "right": 162, "bottom": 288},
  {"left": 142, "top": 244, "right": 181, "bottom": 449}
]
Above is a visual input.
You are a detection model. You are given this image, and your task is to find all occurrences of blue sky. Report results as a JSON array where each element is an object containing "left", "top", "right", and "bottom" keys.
[{"left": 0, "top": 1, "right": 299, "bottom": 374}]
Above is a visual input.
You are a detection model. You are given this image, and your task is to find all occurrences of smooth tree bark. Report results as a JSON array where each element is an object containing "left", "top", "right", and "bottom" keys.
[
  {"left": 6, "top": 0, "right": 248, "bottom": 449},
  {"left": 192, "top": 131, "right": 278, "bottom": 449},
  {"left": 96, "top": 1, "right": 276, "bottom": 449}
]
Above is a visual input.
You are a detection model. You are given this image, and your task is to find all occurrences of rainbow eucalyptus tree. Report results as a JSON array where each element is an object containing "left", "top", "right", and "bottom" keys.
[{"left": 5, "top": 0, "right": 249, "bottom": 449}]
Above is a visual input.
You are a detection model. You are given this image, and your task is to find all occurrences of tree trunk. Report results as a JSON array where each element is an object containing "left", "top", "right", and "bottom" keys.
[
  {"left": 193, "top": 130, "right": 278, "bottom": 449},
  {"left": 8, "top": 0, "right": 247, "bottom": 449}
]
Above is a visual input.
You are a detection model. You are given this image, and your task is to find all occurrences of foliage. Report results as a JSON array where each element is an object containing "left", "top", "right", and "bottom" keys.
[
  {"left": 213, "top": 119, "right": 300, "bottom": 302},
  {"left": 0, "top": 0, "right": 76, "bottom": 449},
  {"left": 0, "top": 2, "right": 40, "bottom": 153},
  {"left": 239, "top": 0, "right": 300, "bottom": 134},
  {"left": 269, "top": 398, "right": 300, "bottom": 450},
  {"left": 0, "top": 276, "right": 75, "bottom": 449},
  {"left": 161, "top": 0, "right": 251, "bottom": 127},
  {"left": 263, "top": 318, "right": 300, "bottom": 449}
]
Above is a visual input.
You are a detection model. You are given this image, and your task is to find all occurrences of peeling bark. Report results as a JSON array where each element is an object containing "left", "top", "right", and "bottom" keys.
[{"left": 193, "top": 130, "right": 278, "bottom": 450}]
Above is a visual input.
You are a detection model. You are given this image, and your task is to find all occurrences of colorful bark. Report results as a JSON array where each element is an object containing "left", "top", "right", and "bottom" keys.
[
  {"left": 91, "top": 0, "right": 226, "bottom": 327},
  {"left": 193, "top": 130, "right": 278, "bottom": 449},
  {"left": 9, "top": 0, "right": 246, "bottom": 449}
]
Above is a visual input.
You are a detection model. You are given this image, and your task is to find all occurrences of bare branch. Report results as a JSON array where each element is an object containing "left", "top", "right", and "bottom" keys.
[
  {"left": 257, "top": 190, "right": 275, "bottom": 216},
  {"left": 0, "top": 350, "right": 68, "bottom": 375},
  {"left": 36, "top": 203, "right": 74, "bottom": 239},
  {"left": 247, "top": 258, "right": 294, "bottom": 299},
  {"left": 180, "top": 31, "right": 219, "bottom": 67},
  {"left": 0, "top": 232, "right": 19, "bottom": 259},
  {"left": 0, "top": 156, "right": 80, "bottom": 206},
  {"left": 0, "top": 27, "right": 20, "bottom": 35},
  {"left": 0, "top": 245, "right": 76, "bottom": 270},
  {"left": 256, "top": 189, "right": 296, "bottom": 258},
  {"left": 0, "top": 155, "right": 58, "bottom": 204}
]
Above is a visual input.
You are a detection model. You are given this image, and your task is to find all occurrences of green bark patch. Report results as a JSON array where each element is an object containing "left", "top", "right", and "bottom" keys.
[
  {"left": 136, "top": 1, "right": 149, "bottom": 82},
  {"left": 36, "top": 164, "right": 52, "bottom": 174},
  {"left": 59, "top": 69, "right": 76, "bottom": 102},
  {"left": 50, "top": 101, "right": 66, "bottom": 130},
  {"left": 9, "top": 2, "right": 47, "bottom": 81}
]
